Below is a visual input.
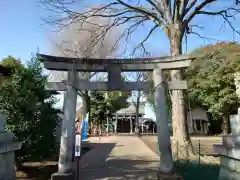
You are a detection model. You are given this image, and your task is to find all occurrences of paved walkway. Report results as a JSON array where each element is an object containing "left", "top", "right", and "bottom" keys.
[{"left": 77, "top": 136, "right": 160, "bottom": 180}]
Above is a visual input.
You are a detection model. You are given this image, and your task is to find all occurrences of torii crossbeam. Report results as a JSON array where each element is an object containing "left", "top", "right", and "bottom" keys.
[{"left": 38, "top": 54, "right": 193, "bottom": 91}]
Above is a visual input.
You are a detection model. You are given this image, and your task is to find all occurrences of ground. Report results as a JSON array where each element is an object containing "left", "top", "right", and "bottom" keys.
[
  {"left": 17, "top": 135, "right": 221, "bottom": 180},
  {"left": 17, "top": 160, "right": 58, "bottom": 180},
  {"left": 16, "top": 149, "right": 90, "bottom": 180},
  {"left": 77, "top": 136, "right": 160, "bottom": 179}
]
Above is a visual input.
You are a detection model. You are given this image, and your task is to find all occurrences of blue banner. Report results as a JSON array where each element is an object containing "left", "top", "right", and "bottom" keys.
[{"left": 81, "top": 113, "right": 89, "bottom": 141}]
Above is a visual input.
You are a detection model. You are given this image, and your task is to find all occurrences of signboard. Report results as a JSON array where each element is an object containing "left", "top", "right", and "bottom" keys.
[{"left": 75, "top": 134, "right": 81, "bottom": 157}]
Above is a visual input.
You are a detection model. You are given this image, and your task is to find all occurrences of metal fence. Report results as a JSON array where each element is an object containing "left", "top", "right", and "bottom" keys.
[
  {"left": 174, "top": 140, "right": 201, "bottom": 164},
  {"left": 157, "top": 139, "right": 219, "bottom": 165}
]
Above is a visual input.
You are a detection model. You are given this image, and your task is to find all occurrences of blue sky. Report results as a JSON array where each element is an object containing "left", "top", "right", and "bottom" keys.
[
  {"left": 0, "top": 0, "right": 240, "bottom": 63},
  {"left": 0, "top": 0, "right": 48, "bottom": 62}
]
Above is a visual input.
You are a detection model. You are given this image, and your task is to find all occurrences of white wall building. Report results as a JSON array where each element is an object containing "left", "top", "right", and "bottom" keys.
[{"left": 143, "top": 103, "right": 209, "bottom": 135}]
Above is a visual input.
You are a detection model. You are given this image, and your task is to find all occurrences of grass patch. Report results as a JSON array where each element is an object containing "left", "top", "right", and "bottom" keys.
[
  {"left": 17, "top": 161, "right": 58, "bottom": 180},
  {"left": 175, "top": 162, "right": 220, "bottom": 180},
  {"left": 17, "top": 147, "right": 92, "bottom": 180}
]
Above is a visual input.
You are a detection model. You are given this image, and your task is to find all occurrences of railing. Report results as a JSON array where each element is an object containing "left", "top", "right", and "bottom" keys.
[{"left": 156, "top": 139, "right": 220, "bottom": 165}]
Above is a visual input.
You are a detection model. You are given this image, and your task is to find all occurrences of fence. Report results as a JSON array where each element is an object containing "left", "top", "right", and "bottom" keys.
[
  {"left": 174, "top": 140, "right": 201, "bottom": 164},
  {"left": 157, "top": 139, "right": 220, "bottom": 165}
]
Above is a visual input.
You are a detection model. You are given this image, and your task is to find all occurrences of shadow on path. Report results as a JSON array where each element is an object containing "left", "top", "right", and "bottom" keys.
[
  {"left": 78, "top": 142, "right": 159, "bottom": 179},
  {"left": 79, "top": 158, "right": 159, "bottom": 180},
  {"left": 79, "top": 143, "right": 116, "bottom": 167}
]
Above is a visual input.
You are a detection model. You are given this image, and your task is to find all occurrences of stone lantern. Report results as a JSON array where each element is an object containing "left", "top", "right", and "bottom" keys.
[{"left": 0, "top": 113, "right": 22, "bottom": 180}]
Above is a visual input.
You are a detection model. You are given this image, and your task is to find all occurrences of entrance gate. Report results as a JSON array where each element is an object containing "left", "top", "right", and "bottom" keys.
[{"left": 38, "top": 54, "right": 195, "bottom": 178}]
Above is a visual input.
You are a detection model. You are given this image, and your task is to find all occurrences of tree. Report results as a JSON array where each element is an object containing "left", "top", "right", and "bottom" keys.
[
  {"left": 40, "top": 0, "right": 240, "bottom": 161},
  {"left": 0, "top": 56, "right": 60, "bottom": 164},
  {"left": 0, "top": 56, "right": 23, "bottom": 84},
  {"left": 146, "top": 71, "right": 173, "bottom": 132},
  {"left": 185, "top": 42, "right": 240, "bottom": 134},
  {"left": 48, "top": 10, "right": 122, "bottom": 120},
  {"left": 124, "top": 71, "right": 148, "bottom": 135},
  {"left": 1, "top": 56, "right": 22, "bottom": 71},
  {"left": 90, "top": 90, "right": 129, "bottom": 133}
]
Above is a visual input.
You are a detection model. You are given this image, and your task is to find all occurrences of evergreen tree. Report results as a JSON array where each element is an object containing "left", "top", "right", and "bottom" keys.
[
  {"left": 0, "top": 56, "right": 60, "bottom": 164},
  {"left": 90, "top": 90, "right": 130, "bottom": 132},
  {"left": 185, "top": 42, "right": 240, "bottom": 134}
]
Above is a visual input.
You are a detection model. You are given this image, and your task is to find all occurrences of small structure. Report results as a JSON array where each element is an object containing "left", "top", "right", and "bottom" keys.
[
  {"left": 113, "top": 103, "right": 144, "bottom": 133},
  {"left": 112, "top": 103, "right": 157, "bottom": 134},
  {"left": 0, "top": 113, "right": 22, "bottom": 179},
  {"left": 187, "top": 107, "right": 209, "bottom": 135},
  {"left": 138, "top": 117, "right": 157, "bottom": 134}
]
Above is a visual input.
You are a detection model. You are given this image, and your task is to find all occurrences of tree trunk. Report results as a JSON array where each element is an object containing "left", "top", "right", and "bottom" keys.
[
  {"left": 82, "top": 90, "right": 89, "bottom": 118},
  {"left": 135, "top": 91, "right": 141, "bottom": 136},
  {"left": 166, "top": 23, "right": 190, "bottom": 160},
  {"left": 222, "top": 115, "right": 229, "bottom": 135},
  {"left": 82, "top": 90, "right": 91, "bottom": 134}
]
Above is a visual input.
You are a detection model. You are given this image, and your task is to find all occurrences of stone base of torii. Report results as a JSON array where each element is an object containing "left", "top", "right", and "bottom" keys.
[{"left": 37, "top": 54, "right": 196, "bottom": 180}]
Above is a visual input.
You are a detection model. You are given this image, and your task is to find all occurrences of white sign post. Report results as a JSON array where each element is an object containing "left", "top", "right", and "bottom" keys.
[
  {"left": 75, "top": 134, "right": 81, "bottom": 179},
  {"left": 75, "top": 134, "right": 81, "bottom": 157}
]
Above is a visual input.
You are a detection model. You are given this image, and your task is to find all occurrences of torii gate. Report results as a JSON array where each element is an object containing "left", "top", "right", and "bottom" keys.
[{"left": 37, "top": 54, "right": 194, "bottom": 179}]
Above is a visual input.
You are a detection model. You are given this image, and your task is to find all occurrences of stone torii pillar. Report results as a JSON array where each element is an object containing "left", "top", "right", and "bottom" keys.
[
  {"left": 153, "top": 69, "right": 183, "bottom": 179},
  {"left": 52, "top": 70, "right": 78, "bottom": 180},
  {"left": 153, "top": 69, "right": 173, "bottom": 173}
]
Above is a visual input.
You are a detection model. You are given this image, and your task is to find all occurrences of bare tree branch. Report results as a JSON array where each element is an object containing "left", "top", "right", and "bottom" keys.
[
  {"left": 179, "top": 0, "right": 189, "bottom": 20},
  {"left": 132, "top": 24, "right": 159, "bottom": 55},
  {"left": 185, "top": 0, "right": 216, "bottom": 22},
  {"left": 152, "top": 0, "right": 173, "bottom": 23},
  {"left": 184, "top": 0, "right": 197, "bottom": 16},
  {"left": 192, "top": 8, "right": 240, "bottom": 35},
  {"left": 48, "top": 9, "right": 121, "bottom": 95},
  {"left": 173, "top": 0, "right": 181, "bottom": 21},
  {"left": 117, "top": 0, "right": 164, "bottom": 26},
  {"left": 145, "top": 0, "right": 165, "bottom": 20},
  {"left": 40, "top": 0, "right": 240, "bottom": 52},
  {"left": 186, "top": 24, "right": 213, "bottom": 41}
]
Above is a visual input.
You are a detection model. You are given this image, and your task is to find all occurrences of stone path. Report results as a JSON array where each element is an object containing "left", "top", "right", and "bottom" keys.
[{"left": 77, "top": 136, "right": 160, "bottom": 180}]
